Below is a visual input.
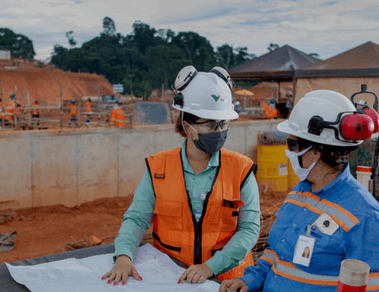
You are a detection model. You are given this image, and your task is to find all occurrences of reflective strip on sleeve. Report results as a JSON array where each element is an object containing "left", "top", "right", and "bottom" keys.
[
  {"left": 285, "top": 192, "right": 360, "bottom": 232},
  {"left": 368, "top": 273, "right": 379, "bottom": 291},
  {"left": 114, "top": 119, "right": 125, "bottom": 123},
  {"left": 259, "top": 250, "right": 275, "bottom": 265},
  {"left": 273, "top": 257, "right": 339, "bottom": 286},
  {"left": 265, "top": 251, "right": 379, "bottom": 288}
]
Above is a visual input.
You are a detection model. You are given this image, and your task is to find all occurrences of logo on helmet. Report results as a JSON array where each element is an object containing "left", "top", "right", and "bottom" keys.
[{"left": 212, "top": 95, "right": 220, "bottom": 102}]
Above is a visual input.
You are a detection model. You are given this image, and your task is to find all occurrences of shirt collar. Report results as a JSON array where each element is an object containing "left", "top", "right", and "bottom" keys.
[
  {"left": 180, "top": 139, "right": 219, "bottom": 174},
  {"left": 298, "top": 163, "right": 351, "bottom": 195}
]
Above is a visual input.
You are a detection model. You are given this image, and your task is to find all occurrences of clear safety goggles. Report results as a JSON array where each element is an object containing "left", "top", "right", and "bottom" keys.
[
  {"left": 189, "top": 120, "right": 230, "bottom": 133},
  {"left": 172, "top": 65, "right": 234, "bottom": 92}
]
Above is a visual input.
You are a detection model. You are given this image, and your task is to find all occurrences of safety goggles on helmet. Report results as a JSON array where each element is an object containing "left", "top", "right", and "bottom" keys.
[
  {"left": 190, "top": 120, "right": 230, "bottom": 133},
  {"left": 172, "top": 65, "right": 234, "bottom": 94}
]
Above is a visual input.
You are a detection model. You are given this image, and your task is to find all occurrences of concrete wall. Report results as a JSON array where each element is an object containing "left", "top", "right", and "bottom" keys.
[{"left": 0, "top": 120, "right": 282, "bottom": 209}]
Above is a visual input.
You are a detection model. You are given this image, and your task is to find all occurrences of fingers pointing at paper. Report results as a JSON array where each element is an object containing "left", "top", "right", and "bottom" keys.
[
  {"left": 178, "top": 263, "right": 214, "bottom": 284},
  {"left": 101, "top": 255, "right": 142, "bottom": 285}
]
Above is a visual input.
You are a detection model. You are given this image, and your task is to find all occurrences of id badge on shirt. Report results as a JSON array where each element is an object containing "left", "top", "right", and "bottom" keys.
[{"left": 293, "top": 225, "right": 315, "bottom": 267}]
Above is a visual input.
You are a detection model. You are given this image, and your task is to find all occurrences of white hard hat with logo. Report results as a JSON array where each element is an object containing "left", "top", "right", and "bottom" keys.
[
  {"left": 172, "top": 65, "right": 238, "bottom": 120},
  {"left": 277, "top": 90, "right": 376, "bottom": 147}
]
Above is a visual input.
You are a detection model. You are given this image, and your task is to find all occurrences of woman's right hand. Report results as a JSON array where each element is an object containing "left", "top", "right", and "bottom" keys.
[{"left": 101, "top": 255, "right": 143, "bottom": 286}]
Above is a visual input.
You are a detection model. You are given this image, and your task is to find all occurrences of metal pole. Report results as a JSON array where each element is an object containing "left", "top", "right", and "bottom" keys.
[
  {"left": 60, "top": 84, "right": 63, "bottom": 129},
  {"left": 78, "top": 97, "right": 81, "bottom": 127},
  {"left": 128, "top": 74, "right": 134, "bottom": 96},
  {"left": 0, "top": 79, "right": 3, "bottom": 128}
]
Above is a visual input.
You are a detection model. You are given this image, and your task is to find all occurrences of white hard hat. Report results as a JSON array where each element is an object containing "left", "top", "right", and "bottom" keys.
[
  {"left": 277, "top": 90, "right": 373, "bottom": 147},
  {"left": 234, "top": 101, "right": 241, "bottom": 106},
  {"left": 172, "top": 66, "right": 238, "bottom": 120}
]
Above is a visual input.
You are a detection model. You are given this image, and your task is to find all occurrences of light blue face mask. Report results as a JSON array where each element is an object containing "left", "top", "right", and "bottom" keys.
[{"left": 285, "top": 146, "right": 318, "bottom": 181}]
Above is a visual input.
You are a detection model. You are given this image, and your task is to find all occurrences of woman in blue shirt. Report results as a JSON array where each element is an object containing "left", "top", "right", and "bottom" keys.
[{"left": 221, "top": 90, "right": 379, "bottom": 292}]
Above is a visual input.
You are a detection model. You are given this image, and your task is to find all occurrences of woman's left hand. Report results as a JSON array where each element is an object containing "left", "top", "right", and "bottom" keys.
[{"left": 178, "top": 263, "right": 214, "bottom": 284}]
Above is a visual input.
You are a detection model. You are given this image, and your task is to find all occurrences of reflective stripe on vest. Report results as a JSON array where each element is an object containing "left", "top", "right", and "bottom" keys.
[
  {"left": 285, "top": 192, "right": 360, "bottom": 232},
  {"left": 146, "top": 147, "right": 255, "bottom": 280},
  {"left": 260, "top": 250, "right": 379, "bottom": 289}
]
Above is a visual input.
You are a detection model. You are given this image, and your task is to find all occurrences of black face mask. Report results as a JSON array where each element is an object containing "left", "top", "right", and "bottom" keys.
[{"left": 193, "top": 130, "right": 228, "bottom": 154}]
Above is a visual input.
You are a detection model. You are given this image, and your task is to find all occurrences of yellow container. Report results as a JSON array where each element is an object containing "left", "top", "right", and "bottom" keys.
[
  {"left": 257, "top": 145, "right": 288, "bottom": 192},
  {"left": 288, "top": 159, "right": 300, "bottom": 190}
]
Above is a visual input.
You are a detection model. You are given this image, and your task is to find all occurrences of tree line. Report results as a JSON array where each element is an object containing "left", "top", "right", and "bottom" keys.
[
  {"left": 50, "top": 17, "right": 258, "bottom": 97},
  {"left": 1, "top": 18, "right": 321, "bottom": 98}
]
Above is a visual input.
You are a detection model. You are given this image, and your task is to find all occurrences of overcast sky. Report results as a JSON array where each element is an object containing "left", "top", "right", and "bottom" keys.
[{"left": 1, "top": 0, "right": 378, "bottom": 62}]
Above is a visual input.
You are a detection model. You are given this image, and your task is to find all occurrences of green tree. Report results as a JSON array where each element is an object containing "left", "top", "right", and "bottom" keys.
[
  {"left": 147, "top": 44, "right": 187, "bottom": 89},
  {"left": 267, "top": 43, "right": 280, "bottom": 52},
  {"left": 172, "top": 32, "right": 216, "bottom": 71},
  {"left": 66, "top": 31, "right": 77, "bottom": 48},
  {"left": 0, "top": 28, "right": 35, "bottom": 59},
  {"left": 216, "top": 44, "right": 234, "bottom": 70},
  {"left": 309, "top": 53, "right": 322, "bottom": 60},
  {"left": 102, "top": 17, "right": 116, "bottom": 36}
]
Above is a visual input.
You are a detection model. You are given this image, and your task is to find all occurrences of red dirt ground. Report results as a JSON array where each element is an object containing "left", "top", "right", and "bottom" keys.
[
  {"left": 0, "top": 65, "right": 113, "bottom": 104},
  {"left": 1, "top": 191, "right": 286, "bottom": 264}
]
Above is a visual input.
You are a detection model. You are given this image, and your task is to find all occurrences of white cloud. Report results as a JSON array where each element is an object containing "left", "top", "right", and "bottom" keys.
[{"left": 0, "top": 0, "right": 378, "bottom": 61}]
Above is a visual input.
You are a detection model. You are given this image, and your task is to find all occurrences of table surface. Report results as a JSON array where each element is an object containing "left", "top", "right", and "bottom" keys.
[{"left": 0, "top": 243, "right": 222, "bottom": 292}]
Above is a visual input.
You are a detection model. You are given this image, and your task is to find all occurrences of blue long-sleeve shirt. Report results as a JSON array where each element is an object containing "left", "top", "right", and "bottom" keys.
[
  {"left": 114, "top": 139, "right": 261, "bottom": 276},
  {"left": 241, "top": 163, "right": 379, "bottom": 291}
]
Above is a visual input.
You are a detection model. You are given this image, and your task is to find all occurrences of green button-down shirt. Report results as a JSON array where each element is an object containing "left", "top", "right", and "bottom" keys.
[{"left": 114, "top": 140, "right": 260, "bottom": 276}]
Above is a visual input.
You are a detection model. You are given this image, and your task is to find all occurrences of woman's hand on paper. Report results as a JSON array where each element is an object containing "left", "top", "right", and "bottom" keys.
[
  {"left": 219, "top": 278, "right": 249, "bottom": 292},
  {"left": 101, "top": 255, "right": 142, "bottom": 286},
  {"left": 178, "top": 263, "right": 214, "bottom": 284}
]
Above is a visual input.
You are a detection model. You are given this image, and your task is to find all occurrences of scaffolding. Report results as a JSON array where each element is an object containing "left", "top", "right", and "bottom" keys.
[{"left": 0, "top": 81, "right": 134, "bottom": 131}]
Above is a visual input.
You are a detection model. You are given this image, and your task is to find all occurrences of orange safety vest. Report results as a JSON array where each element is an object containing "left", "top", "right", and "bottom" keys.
[
  {"left": 70, "top": 104, "right": 77, "bottom": 116},
  {"left": 146, "top": 147, "right": 256, "bottom": 280},
  {"left": 32, "top": 104, "right": 41, "bottom": 115},
  {"left": 110, "top": 107, "right": 126, "bottom": 127},
  {"left": 85, "top": 101, "right": 92, "bottom": 113},
  {"left": 5, "top": 100, "right": 16, "bottom": 119}
]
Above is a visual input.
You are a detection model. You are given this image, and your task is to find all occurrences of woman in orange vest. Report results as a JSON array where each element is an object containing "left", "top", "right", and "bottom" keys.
[
  {"left": 68, "top": 99, "right": 78, "bottom": 127},
  {"left": 85, "top": 98, "right": 92, "bottom": 125},
  {"left": 110, "top": 100, "right": 126, "bottom": 127},
  {"left": 102, "top": 66, "right": 260, "bottom": 286},
  {"left": 263, "top": 99, "right": 279, "bottom": 120}
]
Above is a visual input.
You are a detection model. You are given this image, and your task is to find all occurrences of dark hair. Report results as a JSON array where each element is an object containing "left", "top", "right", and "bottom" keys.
[
  {"left": 174, "top": 112, "right": 200, "bottom": 137},
  {"left": 298, "top": 137, "right": 358, "bottom": 172}
]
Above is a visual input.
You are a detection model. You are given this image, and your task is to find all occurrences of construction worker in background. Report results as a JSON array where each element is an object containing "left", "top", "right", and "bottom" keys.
[
  {"left": 109, "top": 100, "right": 126, "bottom": 127},
  {"left": 234, "top": 101, "right": 242, "bottom": 114},
  {"left": 31, "top": 100, "right": 41, "bottom": 126},
  {"left": 85, "top": 98, "right": 93, "bottom": 127},
  {"left": 68, "top": 99, "right": 78, "bottom": 127},
  {"left": 103, "top": 65, "right": 260, "bottom": 286},
  {"left": 262, "top": 98, "right": 279, "bottom": 120},
  {"left": 5, "top": 94, "right": 16, "bottom": 126},
  {"left": 220, "top": 90, "right": 379, "bottom": 292}
]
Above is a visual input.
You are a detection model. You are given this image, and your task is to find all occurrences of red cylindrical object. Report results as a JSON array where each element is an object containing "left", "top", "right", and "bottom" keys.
[{"left": 337, "top": 259, "right": 370, "bottom": 292}]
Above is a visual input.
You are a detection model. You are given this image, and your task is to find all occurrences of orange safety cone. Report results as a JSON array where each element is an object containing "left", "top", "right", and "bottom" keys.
[{"left": 337, "top": 259, "right": 370, "bottom": 292}]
